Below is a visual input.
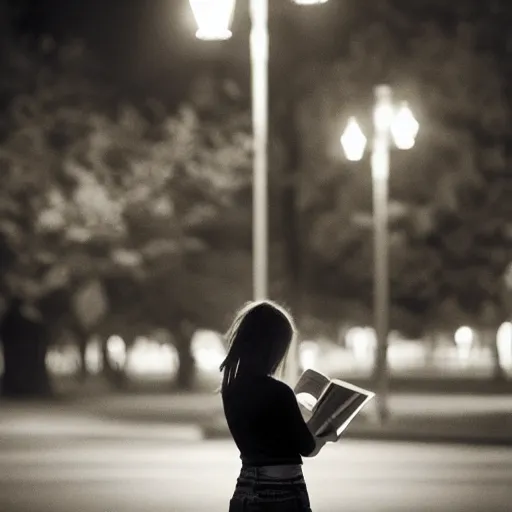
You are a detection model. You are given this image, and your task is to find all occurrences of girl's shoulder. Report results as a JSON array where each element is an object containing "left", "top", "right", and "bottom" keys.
[{"left": 266, "top": 376, "right": 294, "bottom": 395}]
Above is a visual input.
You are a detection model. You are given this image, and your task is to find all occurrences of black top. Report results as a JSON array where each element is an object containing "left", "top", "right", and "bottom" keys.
[{"left": 222, "top": 373, "right": 316, "bottom": 466}]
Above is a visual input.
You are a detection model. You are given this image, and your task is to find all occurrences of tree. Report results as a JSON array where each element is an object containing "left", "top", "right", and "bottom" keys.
[
  {"left": 90, "top": 75, "right": 252, "bottom": 389},
  {"left": 0, "top": 38, "right": 110, "bottom": 397},
  {"left": 0, "top": 40, "right": 252, "bottom": 397}
]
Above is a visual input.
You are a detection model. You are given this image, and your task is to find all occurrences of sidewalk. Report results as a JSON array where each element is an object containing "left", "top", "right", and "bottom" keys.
[
  {"left": 1, "top": 392, "right": 511, "bottom": 446},
  {"left": 70, "top": 392, "right": 512, "bottom": 446},
  {"left": 0, "top": 403, "right": 202, "bottom": 442}
]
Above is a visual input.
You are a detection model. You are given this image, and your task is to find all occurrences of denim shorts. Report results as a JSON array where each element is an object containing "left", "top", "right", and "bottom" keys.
[{"left": 229, "top": 464, "right": 312, "bottom": 512}]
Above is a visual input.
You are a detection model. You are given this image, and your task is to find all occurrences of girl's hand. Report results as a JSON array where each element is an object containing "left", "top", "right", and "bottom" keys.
[
  {"left": 305, "top": 427, "right": 338, "bottom": 458},
  {"left": 318, "top": 427, "right": 338, "bottom": 443}
]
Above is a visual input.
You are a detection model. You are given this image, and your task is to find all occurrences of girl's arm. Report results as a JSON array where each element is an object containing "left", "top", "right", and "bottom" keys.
[{"left": 303, "top": 428, "right": 338, "bottom": 458}]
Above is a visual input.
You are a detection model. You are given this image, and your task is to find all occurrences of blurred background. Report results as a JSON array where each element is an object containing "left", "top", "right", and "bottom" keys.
[{"left": 0, "top": 1, "right": 511, "bottom": 511}]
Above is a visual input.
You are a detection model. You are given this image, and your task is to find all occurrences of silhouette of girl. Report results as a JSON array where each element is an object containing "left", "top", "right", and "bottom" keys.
[{"left": 220, "top": 300, "right": 336, "bottom": 511}]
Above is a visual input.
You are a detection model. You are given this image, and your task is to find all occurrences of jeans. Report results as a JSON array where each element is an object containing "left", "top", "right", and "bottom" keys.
[{"left": 229, "top": 465, "right": 312, "bottom": 512}]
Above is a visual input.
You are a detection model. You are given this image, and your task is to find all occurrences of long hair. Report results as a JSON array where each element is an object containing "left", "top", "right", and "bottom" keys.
[{"left": 219, "top": 300, "right": 296, "bottom": 392}]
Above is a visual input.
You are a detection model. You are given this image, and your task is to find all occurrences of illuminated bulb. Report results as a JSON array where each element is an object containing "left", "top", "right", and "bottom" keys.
[
  {"left": 391, "top": 102, "right": 419, "bottom": 149},
  {"left": 189, "top": 0, "right": 236, "bottom": 41},
  {"left": 341, "top": 117, "right": 367, "bottom": 162}
]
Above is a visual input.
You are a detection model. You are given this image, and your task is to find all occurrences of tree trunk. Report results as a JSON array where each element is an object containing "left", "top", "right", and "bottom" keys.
[
  {"left": 424, "top": 331, "right": 437, "bottom": 368},
  {"left": 77, "top": 333, "right": 88, "bottom": 382},
  {"left": 0, "top": 304, "right": 52, "bottom": 399},
  {"left": 174, "top": 320, "right": 196, "bottom": 390},
  {"left": 68, "top": 319, "right": 89, "bottom": 383},
  {"left": 101, "top": 337, "right": 128, "bottom": 389}
]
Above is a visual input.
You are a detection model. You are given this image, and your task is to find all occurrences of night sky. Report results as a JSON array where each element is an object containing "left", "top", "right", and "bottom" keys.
[
  {"left": 5, "top": 1, "right": 512, "bottom": 107},
  {"left": 14, "top": 0, "right": 220, "bottom": 100},
  {"left": 10, "top": 0, "right": 348, "bottom": 103}
]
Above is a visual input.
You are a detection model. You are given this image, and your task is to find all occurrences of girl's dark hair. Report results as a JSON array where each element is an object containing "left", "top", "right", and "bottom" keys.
[{"left": 219, "top": 300, "right": 296, "bottom": 392}]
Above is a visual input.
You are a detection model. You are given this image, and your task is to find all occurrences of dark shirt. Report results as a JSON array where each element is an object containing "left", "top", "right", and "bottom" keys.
[{"left": 222, "top": 373, "right": 316, "bottom": 466}]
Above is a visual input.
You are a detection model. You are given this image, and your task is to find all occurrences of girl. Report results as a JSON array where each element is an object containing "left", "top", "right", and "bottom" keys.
[{"left": 220, "top": 300, "right": 336, "bottom": 511}]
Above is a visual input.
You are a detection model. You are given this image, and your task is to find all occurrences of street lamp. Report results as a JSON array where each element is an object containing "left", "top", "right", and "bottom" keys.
[
  {"left": 341, "top": 85, "right": 419, "bottom": 422},
  {"left": 189, "top": 0, "right": 328, "bottom": 301},
  {"left": 189, "top": 0, "right": 329, "bottom": 384}
]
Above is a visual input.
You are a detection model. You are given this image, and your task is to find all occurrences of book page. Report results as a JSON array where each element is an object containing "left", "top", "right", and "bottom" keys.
[
  {"left": 335, "top": 394, "right": 374, "bottom": 436},
  {"left": 330, "top": 378, "right": 374, "bottom": 395},
  {"left": 296, "top": 393, "right": 316, "bottom": 422},
  {"left": 307, "top": 380, "right": 374, "bottom": 437},
  {"left": 293, "top": 369, "right": 330, "bottom": 400}
]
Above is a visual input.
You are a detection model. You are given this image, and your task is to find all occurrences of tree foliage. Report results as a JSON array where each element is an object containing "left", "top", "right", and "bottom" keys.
[{"left": 0, "top": 39, "right": 253, "bottom": 336}]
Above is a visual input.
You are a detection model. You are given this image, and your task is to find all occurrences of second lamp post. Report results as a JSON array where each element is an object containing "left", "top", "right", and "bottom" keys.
[{"left": 341, "top": 85, "right": 419, "bottom": 422}]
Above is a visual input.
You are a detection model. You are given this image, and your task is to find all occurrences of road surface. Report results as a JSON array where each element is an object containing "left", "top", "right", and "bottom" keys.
[{"left": 1, "top": 429, "right": 511, "bottom": 512}]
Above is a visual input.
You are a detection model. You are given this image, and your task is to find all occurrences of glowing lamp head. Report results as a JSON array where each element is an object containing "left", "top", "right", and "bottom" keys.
[
  {"left": 341, "top": 117, "right": 367, "bottom": 162},
  {"left": 391, "top": 102, "right": 419, "bottom": 150},
  {"left": 189, "top": 0, "right": 236, "bottom": 41}
]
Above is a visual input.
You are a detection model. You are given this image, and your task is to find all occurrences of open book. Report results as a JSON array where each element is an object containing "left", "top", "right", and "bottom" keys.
[{"left": 294, "top": 369, "right": 375, "bottom": 439}]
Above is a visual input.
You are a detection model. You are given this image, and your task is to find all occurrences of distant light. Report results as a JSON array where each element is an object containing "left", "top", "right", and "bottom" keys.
[
  {"left": 341, "top": 117, "right": 367, "bottom": 162},
  {"left": 85, "top": 337, "right": 103, "bottom": 374},
  {"left": 497, "top": 322, "right": 512, "bottom": 368},
  {"left": 189, "top": 0, "right": 236, "bottom": 41},
  {"left": 107, "top": 335, "right": 125, "bottom": 356},
  {"left": 126, "top": 338, "right": 179, "bottom": 376},
  {"left": 299, "top": 341, "right": 319, "bottom": 370},
  {"left": 191, "top": 329, "right": 226, "bottom": 371},
  {"left": 106, "top": 336, "right": 127, "bottom": 369},
  {"left": 454, "top": 326, "right": 473, "bottom": 346},
  {"left": 454, "top": 326, "right": 473, "bottom": 363},
  {"left": 292, "top": 0, "right": 329, "bottom": 5},
  {"left": 346, "top": 327, "right": 375, "bottom": 363},
  {"left": 391, "top": 102, "right": 419, "bottom": 150}
]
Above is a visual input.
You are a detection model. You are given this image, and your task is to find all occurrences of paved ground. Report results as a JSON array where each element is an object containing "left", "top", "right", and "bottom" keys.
[
  {"left": 72, "top": 392, "right": 512, "bottom": 444},
  {"left": 2, "top": 392, "right": 512, "bottom": 446},
  {"left": 0, "top": 416, "right": 511, "bottom": 512}
]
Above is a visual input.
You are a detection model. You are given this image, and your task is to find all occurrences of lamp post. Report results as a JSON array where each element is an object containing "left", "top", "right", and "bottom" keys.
[
  {"left": 341, "top": 85, "right": 419, "bottom": 422},
  {"left": 189, "top": 0, "right": 327, "bottom": 301},
  {"left": 189, "top": 0, "right": 328, "bottom": 385}
]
